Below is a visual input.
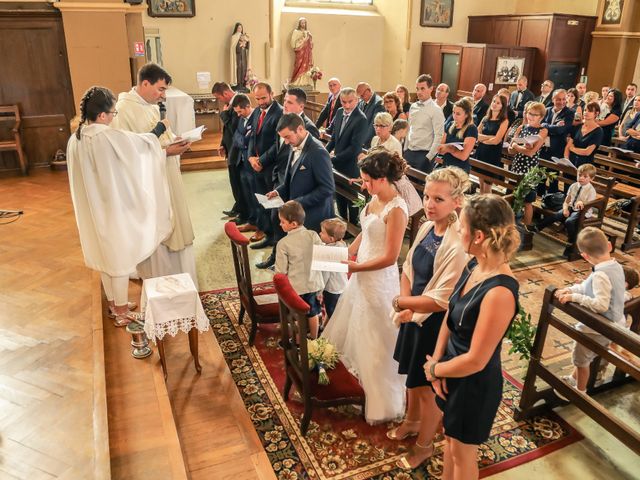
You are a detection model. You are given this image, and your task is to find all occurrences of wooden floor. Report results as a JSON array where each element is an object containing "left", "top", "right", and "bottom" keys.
[
  {"left": 0, "top": 169, "right": 109, "bottom": 479},
  {"left": 0, "top": 168, "right": 274, "bottom": 479}
]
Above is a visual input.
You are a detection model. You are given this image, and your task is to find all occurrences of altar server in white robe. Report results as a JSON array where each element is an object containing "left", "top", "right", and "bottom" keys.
[
  {"left": 67, "top": 86, "right": 173, "bottom": 326},
  {"left": 110, "top": 63, "right": 197, "bottom": 287}
]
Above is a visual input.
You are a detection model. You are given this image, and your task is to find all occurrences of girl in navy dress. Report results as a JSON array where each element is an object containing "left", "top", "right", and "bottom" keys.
[
  {"left": 389, "top": 167, "right": 470, "bottom": 470},
  {"left": 566, "top": 102, "right": 604, "bottom": 167},
  {"left": 476, "top": 94, "right": 509, "bottom": 192},
  {"left": 424, "top": 194, "right": 520, "bottom": 480},
  {"left": 437, "top": 98, "right": 478, "bottom": 173}
]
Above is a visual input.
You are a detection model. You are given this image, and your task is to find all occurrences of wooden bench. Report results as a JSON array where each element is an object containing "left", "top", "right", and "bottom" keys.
[
  {"left": 0, "top": 105, "right": 28, "bottom": 175},
  {"left": 534, "top": 159, "right": 615, "bottom": 258},
  {"left": 516, "top": 286, "right": 640, "bottom": 455},
  {"left": 591, "top": 153, "right": 640, "bottom": 251}
]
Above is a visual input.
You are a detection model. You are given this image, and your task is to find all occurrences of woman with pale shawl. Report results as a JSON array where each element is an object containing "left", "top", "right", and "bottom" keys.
[
  {"left": 388, "top": 167, "right": 470, "bottom": 471},
  {"left": 290, "top": 17, "right": 313, "bottom": 86},
  {"left": 230, "top": 22, "right": 250, "bottom": 88}
]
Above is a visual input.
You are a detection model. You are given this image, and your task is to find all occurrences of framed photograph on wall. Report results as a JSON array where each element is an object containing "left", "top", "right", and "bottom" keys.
[
  {"left": 147, "top": 0, "right": 195, "bottom": 18},
  {"left": 420, "top": 0, "right": 453, "bottom": 28},
  {"left": 495, "top": 57, "right": 525, "bottom": 85},
  {"left": 601, "top": 0, "right": 623, "bottom": 25}
]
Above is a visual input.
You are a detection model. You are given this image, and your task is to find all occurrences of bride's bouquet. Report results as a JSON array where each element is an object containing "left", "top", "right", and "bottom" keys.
[{"left": 307, "top": 338, "right": 339, "bottom": 385}]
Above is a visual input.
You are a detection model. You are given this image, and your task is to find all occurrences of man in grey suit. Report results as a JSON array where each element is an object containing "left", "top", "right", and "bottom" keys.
[
  {"left": 356, "top": 82, "right": 385, "bottom": 148},
  {"left": 326, "top": 87, "right": 368, "bottom": 225}
]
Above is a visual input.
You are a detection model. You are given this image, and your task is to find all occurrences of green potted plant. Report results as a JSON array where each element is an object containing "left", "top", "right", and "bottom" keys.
[{"left": 510, "top": 166, "right": 556, "bottom": 249}]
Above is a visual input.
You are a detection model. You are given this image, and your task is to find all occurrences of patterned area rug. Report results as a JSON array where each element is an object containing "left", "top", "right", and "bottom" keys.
[{"left": 201, "top": 288, "right": 583, "bottom": 480}]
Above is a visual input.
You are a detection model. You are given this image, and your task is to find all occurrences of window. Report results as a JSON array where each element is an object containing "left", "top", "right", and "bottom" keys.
[{"left": 287, "top": 0, "right": 373, "bottom": 5}]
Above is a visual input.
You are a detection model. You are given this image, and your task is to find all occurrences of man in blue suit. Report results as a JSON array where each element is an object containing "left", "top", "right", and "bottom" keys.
[
  {"left": 258, "top": 114, "right": 335, "bottom": 268},
  {"left": 356, "top": 82, "right": 385, "bottom": 148},
  {"left": 326, "top": 87, "right": 367, "bottom": 225},
  {"left": 541, "top": 89, "right": 575, "bottom": 193},
  {"left": 247, "top": 82, "right": 283, "bottom": 248}
]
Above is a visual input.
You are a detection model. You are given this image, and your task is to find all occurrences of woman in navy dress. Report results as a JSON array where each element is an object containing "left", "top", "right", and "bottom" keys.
[
  {"left": 437, "top": 98, "right": 478, "bottom": 173},
  {"left": 424, "top": 194, "right": 520, "bottom": 480},
  {"left": 596, "top": 88, "right": 622, "bottom": 146},
  {"left": 475, "top": 94, "right": 509, "bottom": 192},
  {"left": 566, "top": 102, "right": 604, "bottom": 167},
  {"left": 389, "top": 167, "right": 470, "bottom": 471}
]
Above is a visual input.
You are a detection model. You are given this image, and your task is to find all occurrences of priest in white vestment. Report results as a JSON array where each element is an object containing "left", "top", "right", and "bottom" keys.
[
  {"left": 111, "top": 63, "right": 198, "bottom": 288},
  {"left": 67, "top": 86, "right": 173, "bottom": 326}
]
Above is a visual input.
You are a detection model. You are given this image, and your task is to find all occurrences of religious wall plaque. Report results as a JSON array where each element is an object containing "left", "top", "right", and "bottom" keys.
[
  {"left": 147, "top": 0, "right": 195, "bottom": 18},
  {"left": 420, "top": 0, "right": 453, "bottom": 28},
  {"left": 601, "top": 0, "right": 623, "bottom": 25}
]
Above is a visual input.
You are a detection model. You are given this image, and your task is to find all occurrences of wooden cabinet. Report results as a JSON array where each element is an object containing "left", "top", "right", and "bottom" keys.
[
  {"left": 419, "top": 43, "right": 536, "bottom": 101},
  {"left": 468, "top": 14, "right": 597, "bottom": 92}
]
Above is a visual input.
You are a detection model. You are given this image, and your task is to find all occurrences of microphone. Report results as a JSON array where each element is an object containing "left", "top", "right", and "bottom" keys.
[{"left": 159, "top": 102, "right": 166, "bottom": 120}]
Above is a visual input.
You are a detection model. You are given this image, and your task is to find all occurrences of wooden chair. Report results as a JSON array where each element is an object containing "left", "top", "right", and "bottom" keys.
[
  {"left": 0, "top": 105, "right": 27, "bottom": 175},
  {"left": 224, "top": 221, "right": 280, "bottom": 345},
  {"left": 273, "top": 273, "right": 365, "bottom": 435}
]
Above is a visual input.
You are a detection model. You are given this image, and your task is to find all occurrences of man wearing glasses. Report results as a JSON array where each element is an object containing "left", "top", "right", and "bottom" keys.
[{"left": 537, "top": 80, "right": 555, "bottom": 108}]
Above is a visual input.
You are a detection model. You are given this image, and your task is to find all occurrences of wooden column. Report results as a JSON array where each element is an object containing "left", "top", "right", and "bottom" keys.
[{"left": 587, "top": 0, "right": 640, "bottom": 90}]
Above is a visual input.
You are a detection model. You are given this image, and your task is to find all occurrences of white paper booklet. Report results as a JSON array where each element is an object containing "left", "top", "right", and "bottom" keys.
[
  {"left": 609, "top": 146, "right": 634, "bottom": 154},
  {"left": 550, "top": 156, "right": 577, "bottom": 170},
  {"left": 255, "top": 193, "right": 284, "bottom": 209},
  {"left": 446, "top": 142, "right": 464, "bottom": 150},
  {"left": 512, "top": 135, "right": 541, "bottom": 146},
  {"left": 311, "top": 245, "right": 349, "bottom": 273},
  {"left": 170, "top": 125, "right": 206, "bottom": 144}
]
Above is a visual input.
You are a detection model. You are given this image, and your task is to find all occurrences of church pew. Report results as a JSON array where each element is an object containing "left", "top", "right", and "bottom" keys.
[
  {"left": 516, "top": 286, "right": 640, "bottom": 456},
  {"left": 591, "top": 154, "right": 640, "bottom": 251}
]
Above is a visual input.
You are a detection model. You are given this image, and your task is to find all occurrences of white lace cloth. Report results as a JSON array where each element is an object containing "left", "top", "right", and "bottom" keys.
[{"left": 141, "top": 273, "right": 209, "bottom": 342}]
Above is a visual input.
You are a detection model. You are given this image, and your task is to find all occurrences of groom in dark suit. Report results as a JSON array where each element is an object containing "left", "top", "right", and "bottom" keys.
[
  {"left": 257, "top": 114, "right": 335, "bottom": 268},
  {"left": 326, "top": 87, "right": 367, "bottom": 225}
]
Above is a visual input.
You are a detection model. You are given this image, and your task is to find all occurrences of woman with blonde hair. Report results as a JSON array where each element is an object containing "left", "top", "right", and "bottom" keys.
[
  {"left": 437, "top": 98, "right": 478, "bottom": 172},
  {"left": 389, "top": 167, "right": 470, "bottom": 471},
  {"left": 424, "top": 194, "right": 520, "bottom": 480},
  {"left": 507, "top": 101, "right": 548, "bottom": 231}
]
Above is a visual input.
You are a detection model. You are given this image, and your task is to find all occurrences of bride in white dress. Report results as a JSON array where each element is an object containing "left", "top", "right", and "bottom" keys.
[{"left": 322, "top": 147, "right": 408, "bottom": 424}]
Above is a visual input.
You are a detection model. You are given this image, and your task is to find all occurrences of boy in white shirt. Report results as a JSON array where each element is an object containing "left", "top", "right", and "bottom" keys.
[
  {"left": 275, "top": 201, "right": 324, "bottom": 338},
  {"left": 555, "top": 227, "right": 626, "bottom": 393},
  {"left": 319, "top": 218, "right": 348, "bottom": 322},
  {"left": 535, "top": 163, "right": 597, "bottom": 257}
]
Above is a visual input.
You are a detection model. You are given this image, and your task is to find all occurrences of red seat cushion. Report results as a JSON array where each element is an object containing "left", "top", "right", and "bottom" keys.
[
  {"left": 253, "top": 288, "right": 280, "bottom": 318},
  {"left": 224, "top": 221, "right": 249, "bottom": 245},
  {"left": 307, "top": 361, "right": 365, "bottom": 401}
]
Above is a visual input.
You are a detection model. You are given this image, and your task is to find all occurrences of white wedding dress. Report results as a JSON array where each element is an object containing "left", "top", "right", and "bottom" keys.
[{"left": 322, "top": 195, "right": 407, "bottom": 424}]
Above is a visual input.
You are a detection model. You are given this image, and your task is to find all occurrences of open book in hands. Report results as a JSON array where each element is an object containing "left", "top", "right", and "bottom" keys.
[
  {"left": 512, "top": 135, "right": 542, "bottom": 146},
  {"left": 550, "top": 156, "right": 577, "bottom": 170},
  {"left": 169, "top": 125, "right": 206, "bottom": 145},
  {"left": 311, "top": 245, "right": 349, "bottom": 273},
  {"left": 444, "top": 142, "right": 464, "bottom": 151},
  {"left": 255, "top": 193, "right": 284, "bottom": 209}
]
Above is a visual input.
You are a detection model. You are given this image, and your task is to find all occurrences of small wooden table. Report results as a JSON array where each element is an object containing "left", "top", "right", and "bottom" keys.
[{"left": 141, "top": 273, "right": 209, "bottom": 380}]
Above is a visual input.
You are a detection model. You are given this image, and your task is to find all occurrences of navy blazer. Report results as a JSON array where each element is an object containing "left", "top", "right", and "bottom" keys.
[
  {"left": 537, "top": 94, "right": 553, "bottom": 109},
  {"left": 220, "top": 106, "right": 240, "bottom": 165},
  {"left": 270, "top": 114, "right": 320, "bottom": 188},
  {"left": 325, "top": 107, "right": 368, "bottom": 177},
  {"left": 248, "top": 101, "right": 283, "bottom": 173},
  {"left": 541, "top": 106, "right": 576, "bottom": 159},
  {"left": 509, "top": 89, "right": 535, "bottom": 119},
  {"left": 232, "top": 116, "right": 253, "bottom": 163},
  {"left": 316, "top": 94, "right": 342, "bottom": 128},
  {"left": 276, "top": 134, "right": 335, "bottom": 232},
  {"left": 473, "top": 100, "right": 489, "bottom": 126},
  {"left": 359, "top": 94, "right": 385, "bottom": 148}
]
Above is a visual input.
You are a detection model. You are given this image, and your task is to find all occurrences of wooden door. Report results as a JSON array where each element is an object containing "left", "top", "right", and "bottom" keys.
[{"left": 0, "top": 3, "right": 75, "bottom": 175}]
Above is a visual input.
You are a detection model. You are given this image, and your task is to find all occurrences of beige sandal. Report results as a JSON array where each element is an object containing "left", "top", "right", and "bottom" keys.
[
  {"left": 395, "top": 440, "right": 434, "bottom": 471},
  {"left": 108, "top": 301, "right": 138, "bottom": 318},
  {"left": 386, "top": 420, "right": 420, "bottom": 440},
  {"left": 113, "top": 311, "right": 143, "bottom": 327}
]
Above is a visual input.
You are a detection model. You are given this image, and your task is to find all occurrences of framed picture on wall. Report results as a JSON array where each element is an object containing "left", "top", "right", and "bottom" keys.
[
  {"left": 601, "top": 0, "right": 623, "bottom": 25},
  {"left": 495, "top": 57, "right": 525, "bottom": 85},
  {"left": 420, "top": 0, "right": 453, "bottom": 28},
  {"left": 147, "top": 0, "right": 195, "bottom": 18}
]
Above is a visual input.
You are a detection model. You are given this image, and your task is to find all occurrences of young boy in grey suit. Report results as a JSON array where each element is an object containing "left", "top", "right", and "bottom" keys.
[{"left": 275, "top": 201, "right": 324, "bottom": 338}]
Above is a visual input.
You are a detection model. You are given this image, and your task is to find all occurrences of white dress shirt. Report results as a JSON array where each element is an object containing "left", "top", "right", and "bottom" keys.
[
  {"left": 275, "top": 226, "right": 325, "bottom": 295},
  {"left": 406, "top": 98, "right": 445, "bottom": 159}
]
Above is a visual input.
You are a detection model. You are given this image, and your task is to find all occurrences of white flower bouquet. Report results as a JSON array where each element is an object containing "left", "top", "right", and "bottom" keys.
[{"left": 307, "top": 338, "right": 339, "bottom": 385}]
